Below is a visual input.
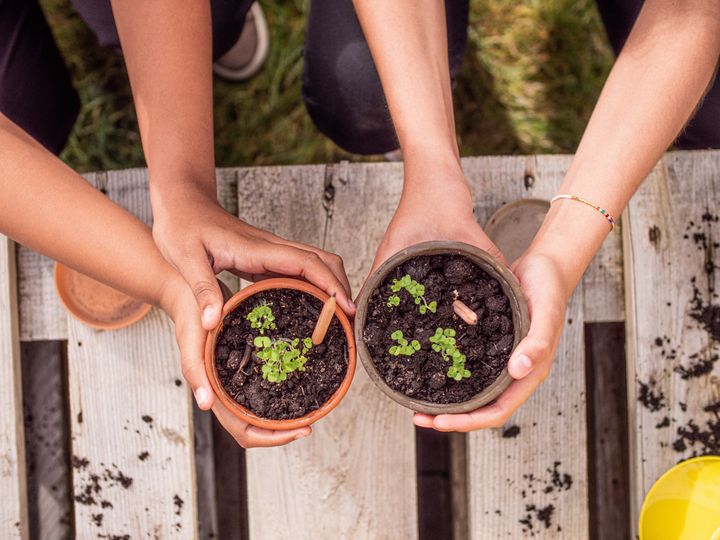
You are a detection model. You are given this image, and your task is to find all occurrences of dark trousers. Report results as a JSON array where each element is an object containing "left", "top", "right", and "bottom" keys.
[
  {"left": 302, "top": 0, "right": 469, "bottom": 155},
  {"left": 0, "top": 0, "right": 252, "bottom": 155},
  {"left": 303, "top": 0, "right": 720, "bottom": 153}
]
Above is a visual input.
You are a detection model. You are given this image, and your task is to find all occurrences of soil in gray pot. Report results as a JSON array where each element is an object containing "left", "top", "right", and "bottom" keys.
[
  {"left": 363, "top": 254, "right": 514, "bottom": 404},
  {"left": 215, "top": 289, "right": 348, "bottom": 420}
]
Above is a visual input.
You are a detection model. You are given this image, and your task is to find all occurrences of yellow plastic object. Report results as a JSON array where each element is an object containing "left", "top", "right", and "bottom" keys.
[{"left": 640, "top": 456, "right": 720, "bottom": 540}]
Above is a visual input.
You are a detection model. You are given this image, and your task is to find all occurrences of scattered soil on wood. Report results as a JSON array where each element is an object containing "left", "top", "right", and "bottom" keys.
[
  {"left": 672, "top": 400, "right": 720, "bottom": 456},
  {"left": 72, "top": 458, "right": 132, "bottom": 509},
  {"left": 215, "top": 288, "right": 348, "bottom": 420},
  {"left": 502, "top": 425, "right": 521, "bottom": 438},
  {"left": 516, "top": 461, "right": 572, "bottom": 534},
  {"left": 362, "top": 254, "right": 514, "bottom": 404},
  {"left": 637, "top": 379, "right": 665, "bottom": 412}
]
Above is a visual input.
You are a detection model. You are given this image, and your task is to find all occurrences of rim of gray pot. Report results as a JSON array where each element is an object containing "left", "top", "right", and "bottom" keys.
[{"left": 354, "top": 240, "right": 530, "bottom": 415}]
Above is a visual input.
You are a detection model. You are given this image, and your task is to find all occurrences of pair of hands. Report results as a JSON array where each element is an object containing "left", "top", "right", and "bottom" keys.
[{"left": 156, "top": 171, "right": 572, "bottom": 447}]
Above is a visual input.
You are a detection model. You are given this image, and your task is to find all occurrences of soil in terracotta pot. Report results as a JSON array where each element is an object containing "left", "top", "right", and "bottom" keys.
[
  {"left": 363, "top": 254, "right": 515, "bottom": 404},
  {"left": 215, "top": 289, "right": 348, "bottom": 420}
]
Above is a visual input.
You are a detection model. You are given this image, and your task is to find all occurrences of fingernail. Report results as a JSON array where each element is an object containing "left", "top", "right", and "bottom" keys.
[
  {"left": 294, "top": 431, "right": 310, "bottom": 440},
  {"left": 514, "top": 354, "right": 533, "bottom": 377},
  {"left": 202, "top": 306, "right": 217, "bottom": 325},
  {"left": 194, "top": 386, "right": 210, "bottom": 407}
]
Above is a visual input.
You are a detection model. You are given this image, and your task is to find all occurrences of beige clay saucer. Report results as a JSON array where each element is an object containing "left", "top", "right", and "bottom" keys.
[
  {"left": 485, "top": 199, "right": 551, "bottom": 265},
  {"left": 54, "top": 263, "right": 151, "bottom": 330}
]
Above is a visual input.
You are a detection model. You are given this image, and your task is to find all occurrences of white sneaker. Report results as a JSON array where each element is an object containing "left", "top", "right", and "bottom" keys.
[
  {"left": 383, "top": 148, "right": 403, "bottom": 162},
  {"left": 213, "top": 3, "right": 270, "bottom": 81}
]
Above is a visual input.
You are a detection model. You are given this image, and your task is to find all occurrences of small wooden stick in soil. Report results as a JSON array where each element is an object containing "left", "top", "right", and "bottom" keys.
[
  {"left": 453, "top": 299, "right": 478, "bottom": 325},
  {"left": 312, "top": 293, "right": 336, "bottom": 345},
  {"left": 239, "top": 344, "right": 252, "bottom": 373}
]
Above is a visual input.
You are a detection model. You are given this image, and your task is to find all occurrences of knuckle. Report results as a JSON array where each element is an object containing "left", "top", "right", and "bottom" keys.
[
  {"left": 328, "top": 253, "right": 344, "bottom": 268},
  {"left": 533, "top": 339, "right": 553, "bottom": 358},
  {"left": 192, "top": 280, "right": 217, "bottom": 300},
  {"left": 300, "top": 250, "right": 322, "bottom": 266},
  {"left": 181, "top": 361, "right": 198, "bottom": 382}
]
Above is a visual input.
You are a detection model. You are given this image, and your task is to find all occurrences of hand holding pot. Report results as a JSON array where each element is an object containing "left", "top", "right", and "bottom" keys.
[
  {"left": 152, "top": 185, "right": 355, "bottom": 331},
  {"left": 160, "top": 275, "right": 311, "bottom": 447},
  {"left": 414, "top": 250, "right": 570, "bottom": 431}
]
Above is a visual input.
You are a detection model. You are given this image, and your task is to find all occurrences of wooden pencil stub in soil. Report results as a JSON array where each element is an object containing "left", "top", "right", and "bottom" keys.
[
  {"left": 204, "top": 278, "right": 356, "bottom": 430},
  {"left": 312, "top": 294, "right": 336, "bottom": 345},
  {"left": 453, "top": 299, "right": 478, "bottom": 325},
  {"left": 354, "top": 241, "right": 529, "bottom": 415}
]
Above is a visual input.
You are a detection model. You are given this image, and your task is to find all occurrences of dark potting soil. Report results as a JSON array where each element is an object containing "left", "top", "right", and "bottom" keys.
[
  {"left": 362, "top": 254, "right": 514, "bottom": 404},
  {"left": 215, "top": 288, "right": 348, "bottom": 420}
]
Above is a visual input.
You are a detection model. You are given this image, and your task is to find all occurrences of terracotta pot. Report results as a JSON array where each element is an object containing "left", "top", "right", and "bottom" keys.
[
  {"left": 204, "top": 278, "right": 356, "bottom": 430},
  {"left": 354, "top": 241, "right": 530, "bottom": 415}
]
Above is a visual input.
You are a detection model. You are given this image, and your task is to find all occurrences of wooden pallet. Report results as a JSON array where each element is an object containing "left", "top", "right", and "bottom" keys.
[{"left": 1, "top": 152, "right": 718, "bottom": 538}]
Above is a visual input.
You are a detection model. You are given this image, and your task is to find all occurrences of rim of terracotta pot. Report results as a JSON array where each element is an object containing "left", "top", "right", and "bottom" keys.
[
  {"left": 204, "top": 277, "right": 356, "bottom": 431},
  {"left": 354, "top": 240, "right": 530, "bottom": 415}
]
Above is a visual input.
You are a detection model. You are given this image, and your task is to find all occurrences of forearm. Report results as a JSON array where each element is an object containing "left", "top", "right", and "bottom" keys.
[
  {"left": 110, "top": 0, "right": 216, "bottom": 206},
  {"left": 0, "top": 115, "right": 181, "bottom": 311},
  {"left": 353, "top": 0, "right": 460, "bottom": 176},
  {"left": 531, "top": 0, "right": 720, "bottom": 293}
]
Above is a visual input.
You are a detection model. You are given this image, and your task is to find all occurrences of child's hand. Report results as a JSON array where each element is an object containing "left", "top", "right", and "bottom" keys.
[
  {"left": 414, "top": 250, "right": 570, "bottom": 431},
  {"left": 152, "top": 187, "right": 355, "bottom": 331},
  {"left": 160, "top": 275, "right": 311, "bottom": 447}
]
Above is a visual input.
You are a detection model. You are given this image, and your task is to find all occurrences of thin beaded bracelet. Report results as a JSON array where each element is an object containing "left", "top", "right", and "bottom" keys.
[{"left": 550, "top": 194, "right": 615, "bottom": 231}]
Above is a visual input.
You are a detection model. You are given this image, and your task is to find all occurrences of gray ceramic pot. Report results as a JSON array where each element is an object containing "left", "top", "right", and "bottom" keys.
[{"left": 355, "top": 241, "right": 530, "bottom": 415}]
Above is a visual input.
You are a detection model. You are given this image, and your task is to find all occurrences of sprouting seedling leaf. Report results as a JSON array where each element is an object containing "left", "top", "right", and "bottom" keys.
[
  {"left": 252, "top": 335, "right": 314, "bottom": 383},
  {"left": 388, "top": 330, "right": 421, "bottom": 357},
  {"left": 429, "top": 327, "right": 471, "bottom": 381},
  {"left": 387, "top": 274, "right": 438, "bottom": 316},
  {"left": 246, "top": 303, "right": 277, "bottom": 334}
]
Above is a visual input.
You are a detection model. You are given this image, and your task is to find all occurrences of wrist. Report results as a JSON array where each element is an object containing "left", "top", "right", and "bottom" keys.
[
  {"left": 157, "top": 272, "right": 187, "bottom": 321},
  {"left": 150, "top": 178, "right": 219, "bottom": 222},
  {"left": 402, "top": 151, "right": 468, "bottom": 195},
  {"left": 525, "top": 201, "right": 613, "bottom": 295}
]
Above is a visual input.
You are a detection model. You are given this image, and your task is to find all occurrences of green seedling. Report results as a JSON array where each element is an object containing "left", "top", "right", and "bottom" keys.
[
  {"left": 387, "top": 274, "right": 437, "bottom": 315},
  {"left": 429, "top": 327, "right": 471, "bottom": 381},
  {"left": 389, "top": 330, "right": 421, "bottom": 357},
  {"left": 246, "top": 303, "right": 276, "bottom": 335},
  {"left": 253, "top": 336, "right": 313, "bottom": 383}
]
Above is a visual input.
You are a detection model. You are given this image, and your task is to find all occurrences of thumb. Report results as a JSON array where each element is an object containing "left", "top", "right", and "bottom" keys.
[
  {"left": 176, "top": 312, "right": 215, "bottom": 411},
  {"left": 177, "top": 248, "right": 224, "bottom": 330},
  {"left": 507, "top": 293, "right": 563, "bottom": 380}
]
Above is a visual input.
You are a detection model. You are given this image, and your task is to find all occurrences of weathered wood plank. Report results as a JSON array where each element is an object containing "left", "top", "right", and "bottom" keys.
[
  {"left": 67, "top": 310, "right": 197, "bottom": 538},
  {"left": 467, "top": 282, "right": 587, "bottom": 538},
  {"left": 465, "top": 155, "right": 590, "bottom": 538},
  {"left": 61, "top": 170, "right": 198, "bottom": 537},
  {"left": 325, "top": 162, "right": 418, "bottom": 538},
  {"left": 0, "top": 235, "right": 29, "bottom": 539},
  {"left": 241, "top": 163, "right": 418, "bottom": 539},
  {"left": 17, "top": 246, "right": 66, "bottom": 341},
  {"left": 624, "top": 150, "right": 720, "bottom": 535}
]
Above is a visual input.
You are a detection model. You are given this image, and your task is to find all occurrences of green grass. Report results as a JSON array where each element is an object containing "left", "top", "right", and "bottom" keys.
[{"left": 41, "top": 0, "right": 613, "bottom": 172}]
